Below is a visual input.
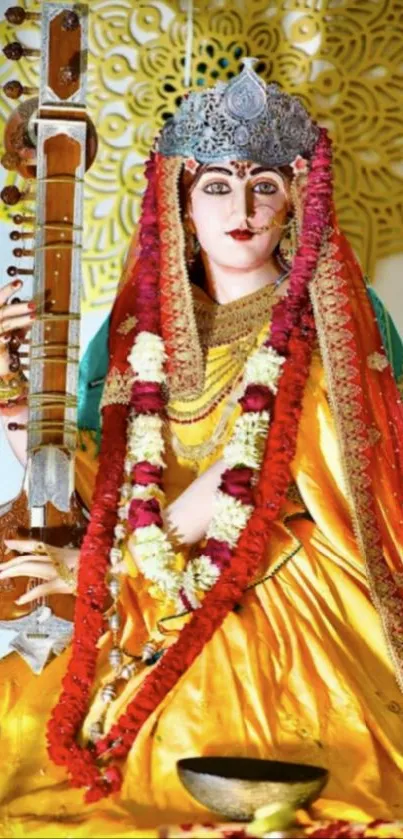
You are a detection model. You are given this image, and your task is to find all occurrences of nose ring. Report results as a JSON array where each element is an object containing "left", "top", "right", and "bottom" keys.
[{"left": 245, "top": 217, "right": 288, "bottom": 234}]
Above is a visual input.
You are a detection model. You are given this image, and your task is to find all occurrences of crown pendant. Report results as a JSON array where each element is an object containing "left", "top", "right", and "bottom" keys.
[{"left": 224, "top": 58, "right": 267, "bottom": 122}]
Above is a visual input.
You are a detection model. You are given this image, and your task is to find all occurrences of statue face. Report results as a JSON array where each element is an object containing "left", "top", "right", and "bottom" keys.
[{"left": 188, "top": 160, "right": 290, "bottom": 272}]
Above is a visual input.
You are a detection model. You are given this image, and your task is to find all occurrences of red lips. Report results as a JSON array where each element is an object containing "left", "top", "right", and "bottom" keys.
[{"left": 227, "top": 228, "right": 254, "bottom": 240}]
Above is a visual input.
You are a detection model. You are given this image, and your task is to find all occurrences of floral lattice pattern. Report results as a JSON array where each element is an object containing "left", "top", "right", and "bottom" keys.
[{"left": 1, "top": 0, "right": 402, "bottom": 309}]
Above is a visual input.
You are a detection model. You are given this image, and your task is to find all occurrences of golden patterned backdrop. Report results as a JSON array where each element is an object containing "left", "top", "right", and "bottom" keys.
[{"left": 1, "top": 0, "right": 402, "bottom": 311}]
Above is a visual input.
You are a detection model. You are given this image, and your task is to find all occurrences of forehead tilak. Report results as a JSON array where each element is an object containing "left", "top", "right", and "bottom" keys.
[{"left": 229, "top": 161, "right": 253, "bottom": 179}]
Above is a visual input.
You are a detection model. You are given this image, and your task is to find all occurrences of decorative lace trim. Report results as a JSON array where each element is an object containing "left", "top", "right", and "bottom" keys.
[
  {"left": 157, "top": 155, "right": 205, "bottom": 401},
  {"left": 100, "top": 367, "right": 133, "bottom": 409},
  {"left": 310, "top": 237, "right": 403, "bottom": 691}
]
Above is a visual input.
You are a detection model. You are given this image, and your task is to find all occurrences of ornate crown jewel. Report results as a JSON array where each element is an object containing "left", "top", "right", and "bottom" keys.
[{"left": 157, "top": 57, "right": 320, "bottom": 167}]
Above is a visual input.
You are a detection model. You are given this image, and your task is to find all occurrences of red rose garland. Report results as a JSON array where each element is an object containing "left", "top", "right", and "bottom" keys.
[
  {"left": 47, "top": 156, "right": 161, "bottom": 788},
  {"left": 47, "top": 129, "right": 332, "bottom": 800}
]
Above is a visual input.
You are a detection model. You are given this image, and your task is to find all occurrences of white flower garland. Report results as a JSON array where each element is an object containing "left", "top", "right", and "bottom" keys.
[
  {"left": 129, "top": 524, "right": 181, "bottom": 600},
  {"left": 127, "top": 414, "right": 165, "bottom": 466},
  {"left": 244, "top": 345, "right": 285, "bottom": 392},
  {"left": 206, "top": 490, "right": 254, "bottom": 548},
  {"left": 189, "top": 555, "right": 221, "bottom": 591},
  {"left": 181, "top": 566, "right": 201, "bottom": 610},
  {"left": 108, "top": 331, "right": 286, "bottom": 613},
  {"left": 223, "top": 410, "right": 270, "bottom": 469},
  {"left": 127, "top": 331, "right": 166, "bottom": 383}
]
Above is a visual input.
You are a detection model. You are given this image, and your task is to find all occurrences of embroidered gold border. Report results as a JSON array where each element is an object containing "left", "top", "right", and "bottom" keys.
[
  {"left": 101, "top": 366, "right": 133, "bottom": 410},
  {"left": 310, "top": 240, "right": 403, "bottom": 692},
  {"left": 157, "top": 155, "right": 205, "bottom": 401}
]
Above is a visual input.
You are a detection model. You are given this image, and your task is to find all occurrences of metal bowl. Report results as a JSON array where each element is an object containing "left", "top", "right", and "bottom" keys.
[{"left": 177, "top": 756, "right": 329, "bottom": 822}]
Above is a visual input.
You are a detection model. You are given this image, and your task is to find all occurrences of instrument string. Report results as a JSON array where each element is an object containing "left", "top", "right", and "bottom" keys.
[
  {"left": 36, "top": 223, "right": 83, "bottom": 232},
  {"left": 34, "top": 243, "right": 83, "bottom": 252},
  {"left": 37, "top": 313, "right": 80, "bottom": 321}
]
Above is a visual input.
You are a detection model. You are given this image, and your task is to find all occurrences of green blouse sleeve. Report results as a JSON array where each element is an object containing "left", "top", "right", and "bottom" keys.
[
  {"left": 77, "top": 314, "right": 110, "bottom": 437},
  {"left": 367, "top": 285, "right": 403, "bottom": 387}
]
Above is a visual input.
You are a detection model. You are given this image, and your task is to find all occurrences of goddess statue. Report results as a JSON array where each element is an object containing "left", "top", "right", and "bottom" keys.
[{"left": 0, "top": 61, "right": 403, "bottom": 834}]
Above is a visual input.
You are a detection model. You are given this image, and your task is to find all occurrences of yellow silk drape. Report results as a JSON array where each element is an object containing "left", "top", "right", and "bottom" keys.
[{"left": 1, "top": 316, "right": 403, "bottom": 837}]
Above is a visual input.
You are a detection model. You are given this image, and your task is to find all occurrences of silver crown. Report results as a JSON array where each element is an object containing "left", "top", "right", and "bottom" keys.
[{"left": 157, "top": 58, "right": 319, "bottom": 167}]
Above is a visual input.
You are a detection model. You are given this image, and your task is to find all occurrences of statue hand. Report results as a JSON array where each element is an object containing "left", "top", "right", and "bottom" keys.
[
  {"left": 0, "top": 539, "right": 79, "bottom": 603},
  {"left": 0, "top": 279, "right": 35, "bottom": 375}
]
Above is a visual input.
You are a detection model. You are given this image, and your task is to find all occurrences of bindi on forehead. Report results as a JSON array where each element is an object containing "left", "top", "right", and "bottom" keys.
[{"left": 229, "top": 161, "right": 253, "bottom": 179}]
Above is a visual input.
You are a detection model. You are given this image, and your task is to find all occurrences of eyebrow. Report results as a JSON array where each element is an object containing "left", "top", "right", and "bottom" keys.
[
  {"left": 200, "top": 165, "right": 279, "bottom": 177},
  {"left": 200, "top": 166, "right": 233, "bottom": 177},
  {"left": 250, "top": 166, "right": 278, "bottom": 176}
]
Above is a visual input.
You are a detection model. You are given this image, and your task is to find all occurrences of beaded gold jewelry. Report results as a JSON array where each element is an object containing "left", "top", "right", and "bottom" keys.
[
  {"left": 278, "top": 213, "right": 298, "bottom": 267},
  {"left": 49, "top": 551, "right": 78, "bottom": 594},
  {"left": 32, "top": 542, "right": 78, "bottom": 594}
]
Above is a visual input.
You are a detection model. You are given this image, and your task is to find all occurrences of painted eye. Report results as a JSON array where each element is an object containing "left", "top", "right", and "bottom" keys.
[
  {"left": 203, "top": 181, "right": 231, "bottom": 195},
  {"left": 253, "top": 182, "right": 278, "bottom": 195}
]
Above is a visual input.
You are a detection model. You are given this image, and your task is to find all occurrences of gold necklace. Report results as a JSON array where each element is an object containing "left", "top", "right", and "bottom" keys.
[
  {"left": 168, "top": 276, "right": 288, "bottom": 463},
  {"left": 192, "top": 276, "right": 286, "bottom": 350},
  {"left": 167, "top": 329, "right": 260, "bottom": 424}
]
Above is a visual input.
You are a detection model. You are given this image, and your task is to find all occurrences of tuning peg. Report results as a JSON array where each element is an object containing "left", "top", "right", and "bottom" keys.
[
  {"left": 3, "top": 80, "right": 38, "bottom": 100},
  {"left": 5, "top": 7, "right": 40, "bottom": 25},
  {"left": 8, "top": 353, "right": 21, "bottom": 373},
  {"left": 10, "top": 229, "right": 34, "bottom": 241},
  {"left": 1, "top": 151, "right": 21, "bottom": 171},
  {"left": 3, "top": 41, "right": 40, "bottom": 61},
  {"left": 7, "top": 265, "right": 34, "bottom": 277},
  {"left": 1, "top": 186, "right": 34, "bottom": 205},
  {"left": 12, "top": 213, "right": 35, "bottom": 225},
  {"left": 61, "top": 10, "right": 80, "bottom": 31},
  {"left": 7, "top": 422, "right": 26, "bottom": 431},
  {"left": 13, "top": 246, "right": 33, "bottom": 258},
  {"left": 1, "top": 185, "right": 22, "bottom": 205},
  {"left": 8, "top": 333, "right": 22, "bottom": 352}
]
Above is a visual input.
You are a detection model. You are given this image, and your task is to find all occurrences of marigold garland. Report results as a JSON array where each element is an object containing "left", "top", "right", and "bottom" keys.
[{"left": 47, "top": 129, "right": 333, "bottom": 801}]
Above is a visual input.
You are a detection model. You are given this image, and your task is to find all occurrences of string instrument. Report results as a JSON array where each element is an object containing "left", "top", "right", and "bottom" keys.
[{"left": 0, "top": 2, "right": 97, "bottom": 669}]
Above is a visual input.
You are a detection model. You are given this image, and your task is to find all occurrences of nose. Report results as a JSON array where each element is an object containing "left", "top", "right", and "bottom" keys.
[
  {"left": 245, "top": 182, "right": 254, "bottom": 220},
  {"left": 230, "top": 183, "right": 253, "bottom": 225}
]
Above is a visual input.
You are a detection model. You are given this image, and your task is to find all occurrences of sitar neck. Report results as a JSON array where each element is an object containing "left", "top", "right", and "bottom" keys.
[
  {"left": 28, "top": 117, "right": 86, "bottom": 515},
  {"left": 3, "top": 3, "right": 91, "bottom": 517}
]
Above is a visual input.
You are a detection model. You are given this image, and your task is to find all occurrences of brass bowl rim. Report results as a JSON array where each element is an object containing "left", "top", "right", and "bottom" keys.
[{"left": 177, "top": 757, "right": 329, "bottom": 785}]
